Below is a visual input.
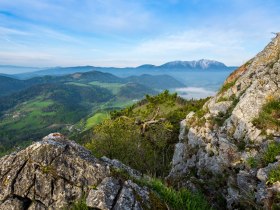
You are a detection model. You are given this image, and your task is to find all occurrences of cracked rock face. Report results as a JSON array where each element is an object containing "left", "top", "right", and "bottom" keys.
[
  {"left": 168, "top": 33, "right": 280, "bottom": 209},
  {"left": 0, "top": 133, "right": 159, "bottom": 210}
]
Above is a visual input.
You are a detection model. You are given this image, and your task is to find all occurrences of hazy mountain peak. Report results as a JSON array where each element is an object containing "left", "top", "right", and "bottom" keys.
[{"left": 160, "top": 59, "right": 227, "bottom": 69}]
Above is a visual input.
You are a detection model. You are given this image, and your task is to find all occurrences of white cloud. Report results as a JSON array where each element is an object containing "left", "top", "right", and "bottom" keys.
[
  {"left": 0, "top": 0, "right": 279, "bottom": 67},
  {"left": 175, "top": 87, "right": 216, "bottom": 99},
  {"left": 0, "top": 26, "right": 30, "bottom": 36},
  {"left": 111, "top": 28, "right": 250, "bottom": 66},
  {"left": 0, "top": 0, "right": 155, "bottom": 33}
]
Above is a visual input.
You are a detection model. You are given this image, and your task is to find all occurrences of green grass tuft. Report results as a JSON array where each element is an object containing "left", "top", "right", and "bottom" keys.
[
  {"left": 247, "top": 157, "right": 258, "bottom": 168},
  {"left": 219, "top": 80, "right": 236, "bottom": 94},
  {"left": 263, "top": 142, "right": 280, "bottom": 165},
  {"left": 148, "top": 179, "right": 212, "bottom": 210},
  {"left": 252, "top": 98, "right": 280, "bottom": 133},
  {"left": 69, "top": 197, "right": 89, "bottom": 210},
  {"left": 85, "top": 112, "right": 109, "bottom": 130},
  {"left": 267, "top": 166, "right": 280, "bottom": 185},
  {"left": 110, "top": 168, "right": 212, "bottom": 210}
]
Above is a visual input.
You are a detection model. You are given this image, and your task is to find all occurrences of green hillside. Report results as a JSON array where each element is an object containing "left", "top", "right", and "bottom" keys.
[
  {"left": 0, "top": 71, "right": 184, "bottom": 156},
  {"left": 0, "top": 84, "right": 114, "bottom": 155}
]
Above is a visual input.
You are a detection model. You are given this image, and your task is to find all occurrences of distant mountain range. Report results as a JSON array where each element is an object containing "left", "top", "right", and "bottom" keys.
[
  {"left": 137, "top": 59, "right": 227, "bottom": 70},
  {"left": 0, "top": 59, "right": 237, "bottom": 79}
]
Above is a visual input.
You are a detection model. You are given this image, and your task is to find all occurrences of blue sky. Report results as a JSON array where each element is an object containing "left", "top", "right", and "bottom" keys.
[{"left": 0, "top": 0, "right": 279, "bottom": 67}]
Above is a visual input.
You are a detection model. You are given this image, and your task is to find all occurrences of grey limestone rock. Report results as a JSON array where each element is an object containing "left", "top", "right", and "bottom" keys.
[
  {"left": 0, "top": 133, "right": 160, "bottom": 209},
  {"left": 168, "top": 33, "right": 280, "bottom": 208}
]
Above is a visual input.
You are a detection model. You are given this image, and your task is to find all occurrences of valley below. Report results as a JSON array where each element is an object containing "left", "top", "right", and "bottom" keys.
[{"left": 0, "top": 61, "right": 233, "bottom": 156}]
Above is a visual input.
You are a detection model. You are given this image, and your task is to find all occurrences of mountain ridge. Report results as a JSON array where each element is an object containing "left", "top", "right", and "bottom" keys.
[
  {"left": 159, "top": 59, "right": 227, "bottom": 69},
  {"left": 0, "top": 70, "right": 184, "bottom": 97},
  {"left": 0, "top": 59, "right": 236, "bottom": 79}
]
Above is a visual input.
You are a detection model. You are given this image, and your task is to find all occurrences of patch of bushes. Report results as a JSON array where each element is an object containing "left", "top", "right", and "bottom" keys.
[
  {"left": 195, "top": 107, "right": 208, "bottom": 119},
  {"left": 189, "top": 107, "right": 209, "bottom": 127},
  {"left": 249, "top": 142, "right": 280, "bottom": 168},
  {"left": 236, "top": 140, "right": 246, "bottom": 151},
  {"left": 212, "top": 96, "right": 240, "bottom": 127},
  {"left": 219, "top": 80, "right": 236, "bottom": 94},
  {"left": 216, "top": 96, "right": 229, "bottom": 103},
  {"left": 267, "top": 166, "right": 280, "bottom": 185},
  {"left": 212, "top": 112, "right": 228, "bottom": 126},
  {"left": 68, "top": 196, "right": 89, "bottom": 210},
  {"left": 111, "top": 168, "right": 212, "bottom": 209},
  {"left": 148, "top": 179, "right": 212, "bottom": 210},
  {"left": 252, "top": 98, "right": 280, "bottom": 133},
  {"left": 86, "top": 91, "right": 208, "bottom": 177},
  {"left": 263, "top": 142, "right": 280, "bottom": 165},
  {"left": 247, "top": 157, "right": 258, "bottom": 168}
]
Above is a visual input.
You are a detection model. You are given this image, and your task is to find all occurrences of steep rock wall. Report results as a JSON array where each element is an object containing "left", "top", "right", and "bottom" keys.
[{"left": 168, "top": 33, "right": 280, "bottom": 209}]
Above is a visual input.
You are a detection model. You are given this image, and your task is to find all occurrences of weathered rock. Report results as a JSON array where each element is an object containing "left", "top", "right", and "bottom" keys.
[
  {"left": 168, "top": 33, "right": 280, "bottom": 209},
  {"left": 257, "top": 162, "right": 279, "bottom": 182},
  {"left": 172, "top": 143, "right": 186, "bottom": 166},
  {"left": 0, "top": 133, "right": 162, "bottom": 209},
  {"left": 100, "top": 157, "right": 142, "bottom": 180},
  {"left": 86, "top": 177, "right": 121, "bottom": 209},
  {"left": 208, "top": 101, "right": 233, "bottom": 115},
  {"left": 0, "top": 197, "right": 30, "bottom": 210},
  {"left": 178, "top": 119, "right": 188, "bottom": 142}
]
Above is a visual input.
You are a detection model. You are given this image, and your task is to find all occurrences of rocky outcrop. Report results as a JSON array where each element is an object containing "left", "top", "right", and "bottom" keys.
[
  {"left": 168, "top": 33, "right": 280, "bottom": 209},
  {"left": 0, "top": 133, "right": 163, "bottom": 210}
]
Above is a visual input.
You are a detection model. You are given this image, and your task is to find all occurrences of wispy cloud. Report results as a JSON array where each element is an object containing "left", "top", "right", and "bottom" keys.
[
  {"left": 0, "top": 0, "right": 279, "bottom": 67},
  {"left": 0, "top": 26, "right": 30, "bottom": 36}
]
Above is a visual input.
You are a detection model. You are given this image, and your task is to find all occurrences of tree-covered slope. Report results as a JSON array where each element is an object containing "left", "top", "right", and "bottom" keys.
[
  {"left": 0, "top": 71, "right": 163, "bottom": 155},
  {"left": 0, "top": 75, "right": 29, "bottom": 96},
  {"left": 0, "top": 83, "right": 114, "bottom": 154},
  {"left": 82, "top": 91, "right": 208, "bottom": 177},
  {"left": 0, "top": 70, "right": 184, "bottom": 97}
]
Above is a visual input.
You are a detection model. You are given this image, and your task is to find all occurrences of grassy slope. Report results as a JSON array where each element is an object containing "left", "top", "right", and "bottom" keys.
[
  {"left": 85, "top": 112, "right": 110, "bottom": 130},
  {"left": 72, "top": 81, "right": 157, "bottom": 133},
  {"left": 89, "top": 81, "right": 124, "bottom": 94}
]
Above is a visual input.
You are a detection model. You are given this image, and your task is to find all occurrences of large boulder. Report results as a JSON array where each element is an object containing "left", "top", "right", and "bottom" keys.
[{"left": 0, "top": 133, "right": 163, "bottom": 210}]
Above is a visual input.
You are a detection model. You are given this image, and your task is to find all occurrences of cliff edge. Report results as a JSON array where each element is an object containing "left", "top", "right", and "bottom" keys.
[{"left": 168, "top": 33, "right": 280, "bottom": 209}]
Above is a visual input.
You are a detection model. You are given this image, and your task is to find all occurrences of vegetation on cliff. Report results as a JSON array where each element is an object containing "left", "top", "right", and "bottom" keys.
[{"left": 85, "top": 91, "right": 208, "bottom": 177}]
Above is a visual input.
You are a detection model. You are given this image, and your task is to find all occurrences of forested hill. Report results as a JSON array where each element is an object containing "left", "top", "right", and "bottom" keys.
[
  {"left": 0, "top": 70, "right": 184, "bottom": 156},
  {"left": 0, "top": 70, "right": 184, "bottom": 97}
]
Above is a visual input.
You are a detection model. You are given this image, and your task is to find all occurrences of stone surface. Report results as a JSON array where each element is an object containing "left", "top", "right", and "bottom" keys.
[
  {"left": 168, "top": 33, "right": 280, "bottom": 209},
  {"left": 86, "top": 177, "right": 121, "bottom": 209},
  {"left": 0, "top": 133, "right": 160, "bottom": 209}
]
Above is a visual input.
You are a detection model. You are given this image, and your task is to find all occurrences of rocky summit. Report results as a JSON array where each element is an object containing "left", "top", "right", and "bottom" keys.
[
  {"left": 0, "top": 133, "right": 163, "bottom": 210},
  {"left": 168, "top": 33, "right": 280, "bottom": 209}
]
